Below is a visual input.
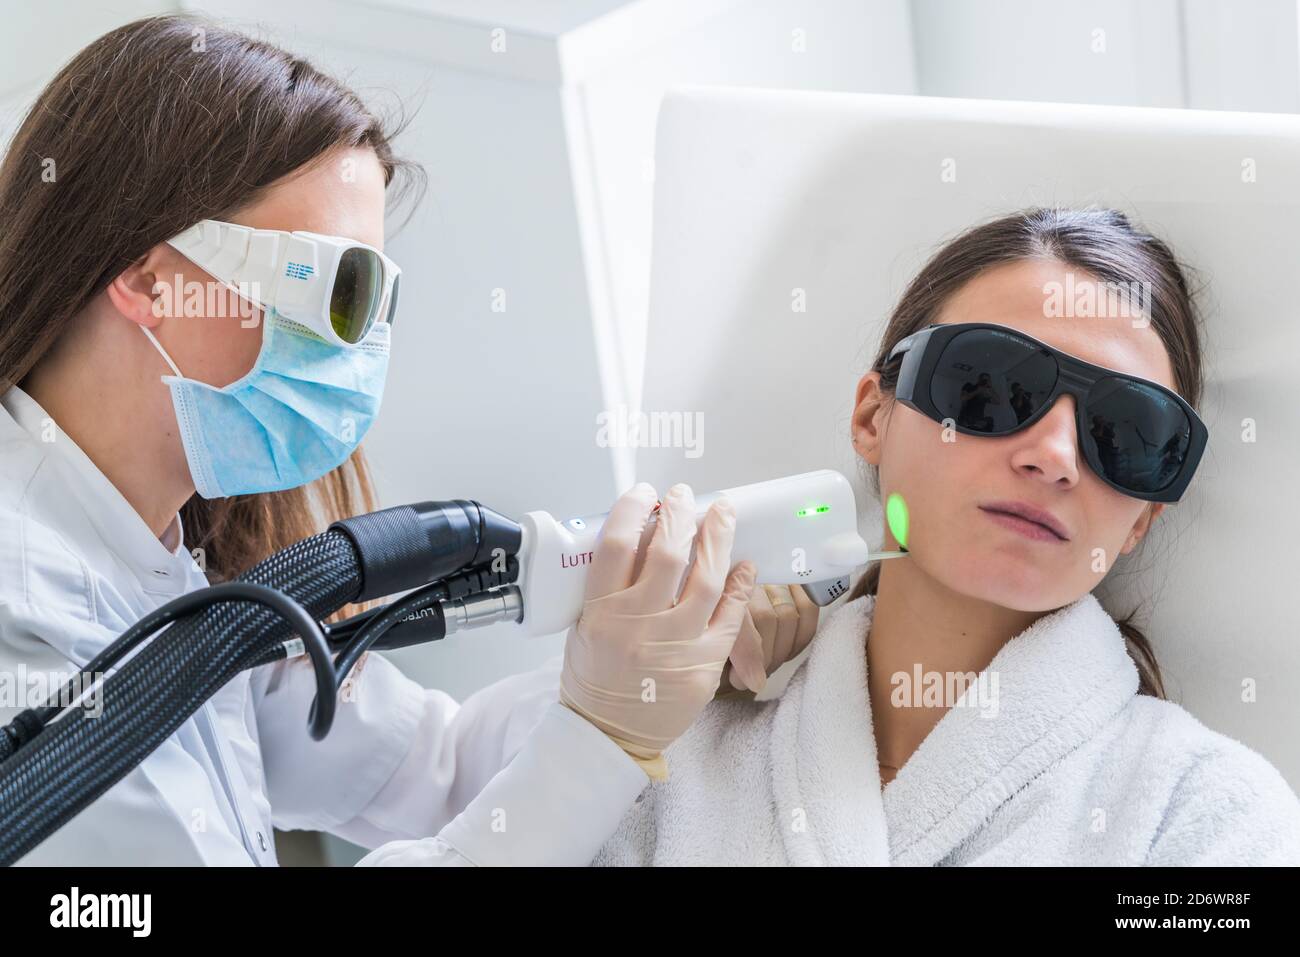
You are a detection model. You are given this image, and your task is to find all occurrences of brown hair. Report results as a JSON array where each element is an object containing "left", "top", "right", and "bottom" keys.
[
  {"left": 850, "top": 206, "right": 1206, "bottom": 699},
  {"left": 0, "top": 14, "right": 425, "bottom": 586}
]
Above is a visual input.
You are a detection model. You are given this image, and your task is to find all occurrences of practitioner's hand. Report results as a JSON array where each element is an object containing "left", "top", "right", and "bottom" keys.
[
  {"left": 719, "top": 583, "right": 820, "bottom": 695},
  {"left": 558, "top": 482, "right": 758, "bottom": 778}
]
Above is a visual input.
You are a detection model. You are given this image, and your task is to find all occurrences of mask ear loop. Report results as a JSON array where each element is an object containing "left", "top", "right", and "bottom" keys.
[{"left": 139, "top": 325, "right": 184, "bottom": 378}]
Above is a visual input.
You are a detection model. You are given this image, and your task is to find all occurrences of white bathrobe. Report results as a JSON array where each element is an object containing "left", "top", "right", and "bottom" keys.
[{"left": 519, "top": 590, "right": 1300, "bottom": 866}]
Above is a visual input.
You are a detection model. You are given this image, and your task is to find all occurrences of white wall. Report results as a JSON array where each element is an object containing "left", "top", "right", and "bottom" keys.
[
  {"left": 0, "top": 0, "right": 175, "bottom": 135},
  {"left": 910, "top": 0, "right": 1300, "bottom": 112}
]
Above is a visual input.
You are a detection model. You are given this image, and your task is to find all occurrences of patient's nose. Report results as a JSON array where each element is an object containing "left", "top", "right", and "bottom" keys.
[{"left": 1009, "top": 394, "right": 1080, "bottom": 489}]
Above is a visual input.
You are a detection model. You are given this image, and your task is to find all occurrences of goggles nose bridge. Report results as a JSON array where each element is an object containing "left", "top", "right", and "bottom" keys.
[
  {"left": 1021, "top": 390, "right": 1081, "bottom": 443},
  {"left": 1056, "top": 364, "right": 1096, "bottom": 401}
]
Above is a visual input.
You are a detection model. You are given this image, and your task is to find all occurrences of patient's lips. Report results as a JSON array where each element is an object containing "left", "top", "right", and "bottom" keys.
[{"left": 978, "top": 500, "right": 1070, "bottom": 543}]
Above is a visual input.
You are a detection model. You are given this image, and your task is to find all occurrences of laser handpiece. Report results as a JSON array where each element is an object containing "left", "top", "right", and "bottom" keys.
[{"left": 513, "top": 468, "right": 906, "bottom": 637}]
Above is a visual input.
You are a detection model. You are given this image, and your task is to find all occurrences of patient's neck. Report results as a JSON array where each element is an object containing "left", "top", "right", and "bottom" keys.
[{"left": 866, "top": 559, "right": 1042, "bottom": 780}]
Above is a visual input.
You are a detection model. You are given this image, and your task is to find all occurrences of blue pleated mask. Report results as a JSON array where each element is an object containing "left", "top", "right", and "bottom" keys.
[{"left": 143, "top": 312, "right": 390, "bottom": 499}]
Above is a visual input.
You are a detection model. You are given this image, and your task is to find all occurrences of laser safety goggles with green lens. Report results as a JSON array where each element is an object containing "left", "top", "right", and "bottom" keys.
[
  {"left": 166, "top": 218, "right": 402, "bottom": 347},
  {"left": 881, "top": 322, "right": 1208, "bottom": 503}
]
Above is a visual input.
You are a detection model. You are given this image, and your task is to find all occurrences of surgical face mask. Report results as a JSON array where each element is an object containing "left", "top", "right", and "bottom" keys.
[{"left": 142, "top": 312, "right": 391, "bottom": 499}]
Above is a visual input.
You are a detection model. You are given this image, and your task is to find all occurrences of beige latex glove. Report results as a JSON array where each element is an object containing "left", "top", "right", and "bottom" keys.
[
  {"left": 559, "top": 482, "right": 757, "bottom": 779},
  {"left": 719, "top": 583, "right": 820, "bottom": 695}
]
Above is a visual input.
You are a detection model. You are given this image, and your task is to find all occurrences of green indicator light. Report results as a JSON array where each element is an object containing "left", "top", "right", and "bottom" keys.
[
  {"left": 796, "top": 504, "right": 831, "bottom": 518},
  {"left": 886, "top": 492, "right": 909, "bottom": 550}
]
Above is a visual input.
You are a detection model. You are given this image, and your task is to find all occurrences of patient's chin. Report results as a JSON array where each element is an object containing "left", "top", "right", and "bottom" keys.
[{"left": 942, "top": 551, "right": 1078, "bottom": 613}]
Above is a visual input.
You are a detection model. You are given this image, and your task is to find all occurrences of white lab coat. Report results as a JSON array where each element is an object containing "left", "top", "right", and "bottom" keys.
[{"left": 0, "top": 386, "right": 648, "bottom": 866}]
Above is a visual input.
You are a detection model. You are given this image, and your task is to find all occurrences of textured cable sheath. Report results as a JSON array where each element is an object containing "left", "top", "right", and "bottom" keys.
[{"left": 0, "top": 529, "right": 361, "bottom": 865}]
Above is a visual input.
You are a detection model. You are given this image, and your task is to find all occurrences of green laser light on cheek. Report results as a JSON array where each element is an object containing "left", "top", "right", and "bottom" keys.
[
  {"left": 867, "top": 492, "right": 910, "bottom": 562},
  {"left": 886, "top": 492, "right": 909, "bottom": 551}
]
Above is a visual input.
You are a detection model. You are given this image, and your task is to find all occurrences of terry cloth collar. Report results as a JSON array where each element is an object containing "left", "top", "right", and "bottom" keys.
[{"left": 772, "top": 588, "right": 1137, "bottom": 865}]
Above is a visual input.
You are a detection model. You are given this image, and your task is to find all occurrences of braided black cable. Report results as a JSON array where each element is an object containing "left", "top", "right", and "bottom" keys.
[{"left": 0, "top": 529, "right": 361, "bottom": 865}]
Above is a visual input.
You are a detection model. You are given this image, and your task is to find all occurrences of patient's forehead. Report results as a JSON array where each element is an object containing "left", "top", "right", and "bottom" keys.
[{"left": 932, "top": 258, "right": 1177, "bottom": 393}]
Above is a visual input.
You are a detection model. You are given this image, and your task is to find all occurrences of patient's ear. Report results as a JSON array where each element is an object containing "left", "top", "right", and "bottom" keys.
[
  {"left": 851, "top": 370, "right": 889, "bottom": 465},
  {"left": 1120, "top": 503, "right": 1165, "bottom": 554}
]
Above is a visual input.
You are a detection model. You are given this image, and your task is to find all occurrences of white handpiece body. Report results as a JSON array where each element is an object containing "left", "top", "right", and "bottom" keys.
[{"left": 514, "top": 469, "right": 873, "bottom": 638}]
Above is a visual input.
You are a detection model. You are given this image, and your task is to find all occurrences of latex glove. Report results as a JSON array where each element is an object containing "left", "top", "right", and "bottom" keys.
[
  {"left": 559, "top": 482, "right": 757, "bottom": 777},
  {"left": 720, "top": 583, "right": 820, "bottom": 694}
]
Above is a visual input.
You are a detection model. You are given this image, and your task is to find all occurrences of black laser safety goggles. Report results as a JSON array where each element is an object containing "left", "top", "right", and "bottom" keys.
[{"left": 881, "top": 322, "right": 1208, "bottom": 503}]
